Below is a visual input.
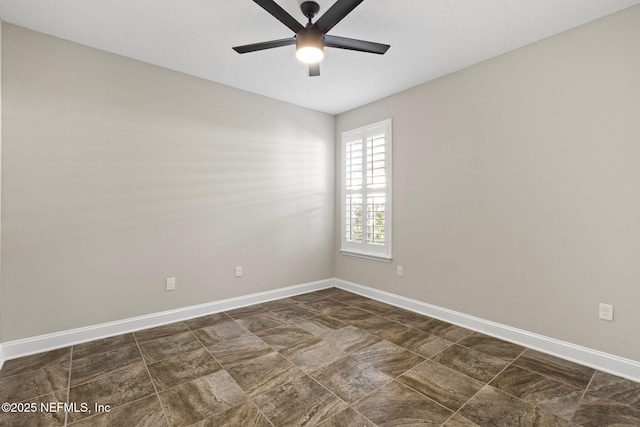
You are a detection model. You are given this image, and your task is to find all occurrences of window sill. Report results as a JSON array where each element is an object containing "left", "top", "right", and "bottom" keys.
[{"left": 339, "top": 250, "right": 392, "bottom": 263}]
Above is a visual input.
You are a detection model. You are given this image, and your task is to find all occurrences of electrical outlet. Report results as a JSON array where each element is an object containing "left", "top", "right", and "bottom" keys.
[
  {"left": 397, "top": 266, "right": 404, "bottom": 277},
  {"left": 599, "top": 303, "right": 613, "bottom": 321},
  {"left": 235, "top": 266, "right": 243, "bottom": 278},
  {"left": 166, "top": 277, "right": 176, "bottom": 291}
]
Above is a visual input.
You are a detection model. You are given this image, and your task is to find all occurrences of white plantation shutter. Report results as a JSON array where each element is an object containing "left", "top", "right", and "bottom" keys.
[{"left": 341, "top": 119, "right": 392, "bottom": 261}]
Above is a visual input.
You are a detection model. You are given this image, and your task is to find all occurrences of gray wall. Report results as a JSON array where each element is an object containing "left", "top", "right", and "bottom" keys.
[
  {"left": 1, "top": 24, "right": 335, "bottom": 341},
  {"left": 335, "top": 6, "right": 640, "bottom": 361}
]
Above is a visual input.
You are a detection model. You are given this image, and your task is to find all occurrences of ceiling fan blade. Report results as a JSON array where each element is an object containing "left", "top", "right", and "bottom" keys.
[
  {"left": 324, "top": 35, "right": 389, "bottom": 54},
  {"left": 314, "top": 0, "right": 365, "bottom": 34},
  {"left": 309, "top": 63, "right": 320, "bottom": 77},
  {"left": 233, "top": 37, "right": 296, "bottom": 54},
  {"left": 253, "top": 0, "right": 305, "bottom": 33}
]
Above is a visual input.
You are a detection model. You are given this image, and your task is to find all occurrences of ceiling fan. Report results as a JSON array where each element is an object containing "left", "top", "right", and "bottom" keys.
[{"left": 233, "top": 0, "right": 390, "bottom": 76}]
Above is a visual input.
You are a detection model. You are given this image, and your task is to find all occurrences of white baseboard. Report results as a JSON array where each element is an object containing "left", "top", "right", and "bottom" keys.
[
  {"left": 335, "top": 278, "right": 640, "bottom": 383},
  {"left": 0, "top": 279, "right": 333, "bottom": 367}
]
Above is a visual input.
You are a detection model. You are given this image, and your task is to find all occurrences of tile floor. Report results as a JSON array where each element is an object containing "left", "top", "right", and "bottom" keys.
[{"left": 1, "top": 288, "right": 639, "bottom": 426}]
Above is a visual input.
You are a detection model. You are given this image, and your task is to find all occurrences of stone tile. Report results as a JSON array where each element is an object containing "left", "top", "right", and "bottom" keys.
[
  {"left": 351, "top": 299, "right": 397, "bottom": 316},
  {"left": 259, "top": 297, "right": 299, "bottom": 310},
  {"left": 353, "top": 340, "right": 424, "bottom": 377},
  {"left": 323, "top": 325, "right": 381, "bottom": 355},
  {"left": 514, "top": 349, "right": 595, "bottom": 389},
  {"left": 312, "top": 288, "right": 343, "bottom": 297},
  {"left": 353, "top": 380, "right": 453, "bottom": 426},
  {"left": 0, "top": 347, "right": 70, "bottom": 378},
  {"left": 318, "top": 407, "right": 376, "bottom": 427},
  {"left": 138, "top": 331, "right": 203, "bottom": 363},
  {"left": 4, "top": 293, "right": 634, "bottom": 427},
  {"left": 315, "top": 288, "right": 355, "bottom": 299},
  {"left": 416, "top": 318, "right": 474, "bottom": 342},
  {"left": 184, "top": 312, "right": 231, "bottom": 330},
  {"left": 572, "top": 393, "right": 640, "bottom": 427},
  {"left": 290, "top": 292, "right": 329, "bottom": 303},
  {"left": 70, "top": 344, "right": 143, "bottom": 386},
  {"left": 158, "top": 370, "right": 247, "bottom": 426},
  {"left": 387, "top": 328, "right": 453, "bottom": 358},
  {"left": 193, "top": 401, "right": 271, "bottom": 427},
  {"left": 303, "top": 298, "right": 351, "bottom": 314},
  {"left": 457, "top": 332, "right": 525, "bottom": 362},
  {"left": 0, "top": 390, "right": 67, "bottom": 427},
  {"left": 226, "top": 351, "right": 304, "bottom": 397},
  {"left": 398, "top": 359, "right": 484, "bottom": 411},
  {"left": 295, "top": 314, "right": 347, "bottom": 336},
  {"left": 236, "top": 312, "right": 290, "bottom": 333},
  {"left": 68, "top": 394, "right": 168, "bottom": 427},
  {"left": 352, "top": 316, "right": 409, "bottom": 340},
  {"left": 133, "top": 322, "right": 189, "bottom": 344},
  {"left": 459, "top": 385, "right": 567, "bottom": 427},
  {"left": 490, "top": 364, "right": 583, "bottom": 420},
  {"left": 311, "top": 355, "right": 392, "bottom": 403},
  {"left": 272, "top": 304, "right": 322, "bottom": 322},
  {"left": 225, "top": 305, "right": 269, "bottom": 319},
  {"left": 72, "top": 334, "right": 136, "bottom": 360},
  {"left": 67, "top": 363, "right": 155, "bottom": 423},
  {"left": 0, "top": 361, "right": 70, "bottom": 402},
  {"left": 253, "top": 325, "right": 315, "bottom": 350},
  {"left": 323, "top": 305, "right": 375, "bottom": 323},
  {"left": 206, "top": 334, "right": 272, "bottom": 368},
  {"left": 384, "top": 309, "right": 433, "bottom": 327},
  {"left": 279, "top": 337, "right": 349, "bottom": 372},
  {"left": 253, "top": 375, "right": 347, "bottom": 426},
  {"left": 191, "top": 320, "right": 251, "bottom": 346},
  {"left": 433, "top": 344, "right": 508, "bottom": 383},
  {"left": 442, "top": 413, "right": 481, "bottom": 427},
  {"left": 587, "top": 370, "right": 640, "bottom": 410},
  {"left": 338, "top": 293, "right": 373, "bottom": 306},
  {"left": 146, "top": 348, "right": 222, "bottom": 391}
]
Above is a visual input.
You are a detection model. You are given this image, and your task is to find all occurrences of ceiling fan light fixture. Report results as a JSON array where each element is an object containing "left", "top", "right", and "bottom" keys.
[
  {"left": 296, "top": 29, "right": 324, "bottom": 64},
  {"left": 296, "top": 45, "right": 324, "bottom": 63}
]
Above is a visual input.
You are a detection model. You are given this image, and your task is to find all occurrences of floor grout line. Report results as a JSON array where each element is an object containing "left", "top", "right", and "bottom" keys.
[
  {"left": 132, "top": 329, "right": 171, "bottom": 427},
  {"left": 64, "top": 346, "right": 73, "bottom": 427}
]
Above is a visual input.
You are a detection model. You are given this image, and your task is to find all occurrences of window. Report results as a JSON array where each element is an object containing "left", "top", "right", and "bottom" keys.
[{"left": 340, "top": 119, "right": 392, "bottom": 261}]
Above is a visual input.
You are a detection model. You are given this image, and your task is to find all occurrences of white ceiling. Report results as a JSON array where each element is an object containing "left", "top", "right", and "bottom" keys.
[{"left": 1, "top": 0, "right": 639, "bottom": 114}]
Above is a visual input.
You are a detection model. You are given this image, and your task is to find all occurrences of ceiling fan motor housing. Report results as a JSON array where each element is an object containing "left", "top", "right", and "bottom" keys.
[{"left": 296, "top": 26, "right": 324, "bottom": 53}]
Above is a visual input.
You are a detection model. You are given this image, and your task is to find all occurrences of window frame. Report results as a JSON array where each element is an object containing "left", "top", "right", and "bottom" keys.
[{"left": 340, "top": 118, "right": 392, "bottom": 262}]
